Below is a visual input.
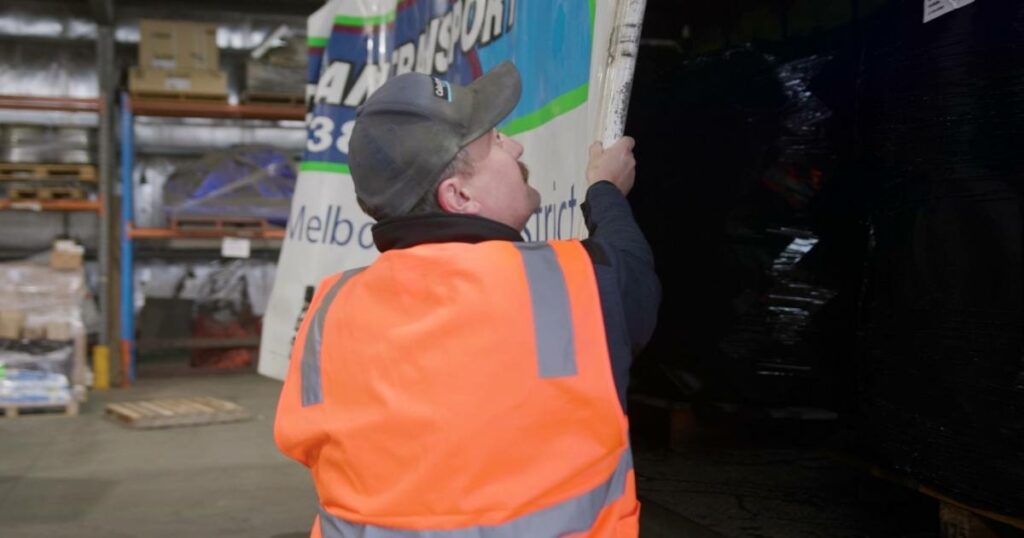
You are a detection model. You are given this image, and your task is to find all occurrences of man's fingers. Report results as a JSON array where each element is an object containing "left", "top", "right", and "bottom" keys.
[
  {"left": 608, "top": 136, "right": 635, "bottom": 153},
  {"left": 589, "top": 141, "right": 603, "bottom": 160}
]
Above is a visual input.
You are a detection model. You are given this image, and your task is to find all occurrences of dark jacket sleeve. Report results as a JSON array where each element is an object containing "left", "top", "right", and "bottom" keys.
[{"left": 580, "top": 181, "right": 661, "bottom": 409}]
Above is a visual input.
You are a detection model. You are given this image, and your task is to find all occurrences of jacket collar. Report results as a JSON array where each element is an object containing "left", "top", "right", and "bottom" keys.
[{"left": 371, "top": 213, "right": 523, "bottom": 252}]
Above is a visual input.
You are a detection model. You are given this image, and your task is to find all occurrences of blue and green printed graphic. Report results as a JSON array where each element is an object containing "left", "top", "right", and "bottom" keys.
[{"left": 302, "top": 0, "right": 593, "bottom": 172}]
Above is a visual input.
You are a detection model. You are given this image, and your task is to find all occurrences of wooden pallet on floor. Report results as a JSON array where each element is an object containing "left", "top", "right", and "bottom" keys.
[
  {"left": 939, "top": 503, "right": 1014, "bottom": 538},
  {"left": 6, "top": 186, "right": 86, "bottom": 201},
  {"left": 244, "top": 92, "right": 305, "bottom": 105},
  {"left": 1, "top": 400, "right": 79, "bottom": 418},
  {"left": 0, "top": 163, "right": 96, "bottom": 182},
  {"left": 105, "top": 396, "right": 250, "bottom": 429},
  {"left": 934, "top": 497, "right": 1024, "bottom": 538},
  {"left": 840, "top": 456, "right": 1024, "bottom": 537},
  {"left": 170, "top": 215, "right": 274, "bottom": 234}
]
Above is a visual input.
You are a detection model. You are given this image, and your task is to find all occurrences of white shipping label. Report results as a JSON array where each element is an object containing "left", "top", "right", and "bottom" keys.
[
  {"left": 924, "top": 0, "right": 976, "bottom": 23},
  {"left": 165, "top": 77, "right": 192, "bottom": 91},
  {"left": 151, "top": 57, "right": 177, "bottom": 70},
  {"left": 221, "top": 237, "right": 251, "bottom": 259}
]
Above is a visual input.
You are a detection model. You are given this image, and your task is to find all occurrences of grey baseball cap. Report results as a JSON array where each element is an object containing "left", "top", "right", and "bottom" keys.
[{"left": 349, "top": 61, "right": 522, "bottom": 218}]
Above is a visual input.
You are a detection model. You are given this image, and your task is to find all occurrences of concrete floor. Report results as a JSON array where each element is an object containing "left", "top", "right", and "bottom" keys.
[
  {"left": 634, "top": 447, "right": 938, "bottom": 538},
  {"left": 0, "top": 374, "right": 316, "bottom": 538},
  {"left": 0, "top": 372, "right": 939, "bottom": 538},
  {"left": 0, "top": 373, "right": 716, "bottom": 538}
]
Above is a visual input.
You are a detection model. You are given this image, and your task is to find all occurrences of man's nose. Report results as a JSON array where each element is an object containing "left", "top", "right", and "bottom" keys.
[{"left": 509, "top": 138, "right": 524, "bottom": 158}]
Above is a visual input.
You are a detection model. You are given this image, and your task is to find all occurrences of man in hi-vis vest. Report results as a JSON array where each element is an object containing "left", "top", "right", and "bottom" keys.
[{"left": 275, "top": 61, "right": 660, "bottom": 538}]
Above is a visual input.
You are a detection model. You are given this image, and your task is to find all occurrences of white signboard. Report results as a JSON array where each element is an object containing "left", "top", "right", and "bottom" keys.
[
  {"left": 924, "top": 0, "right": 976, "bottom": 23},
  {"left": 259, "top": 0, "right": 638, "bottom": 380}
]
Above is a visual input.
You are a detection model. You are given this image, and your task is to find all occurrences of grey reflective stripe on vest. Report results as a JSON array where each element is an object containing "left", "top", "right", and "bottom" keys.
[
  {"left": 302, "top": 267, "right": 366, "bottom": 407},
  {"left": 513, "top": 243, "right": 577, "bottom": 378},
  {"left": 318, "top": 449, "right": 633, "bottom": 538}
]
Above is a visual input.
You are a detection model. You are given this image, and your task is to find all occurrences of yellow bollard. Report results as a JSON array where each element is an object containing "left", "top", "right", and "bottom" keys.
[{"left": 92, "top": 345, "right": 111, "bottom": 390}]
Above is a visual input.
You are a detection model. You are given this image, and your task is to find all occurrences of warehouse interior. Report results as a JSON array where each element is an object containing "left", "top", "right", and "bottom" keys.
[{"left": 0, "top": 0, "right": 1021, "bottom": 537}]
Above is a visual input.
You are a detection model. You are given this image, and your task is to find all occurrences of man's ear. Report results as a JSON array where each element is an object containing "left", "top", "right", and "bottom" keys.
[{"left": 437, "top": 176, "right": 481, "bottom": 215}]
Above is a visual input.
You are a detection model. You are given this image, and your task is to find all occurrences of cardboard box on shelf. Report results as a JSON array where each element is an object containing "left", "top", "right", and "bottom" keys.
[
  {"left": 49, "top": 240, "right": 84, "bottom": 271},
  {"left": 139, "top": 19, "right": 220, "bottom": 72},
  {"left": 22, "top": 323, "right": 45, "bottom": 340},
  {"left": 129, "top": 68, "right": 228, "bottom": 98},
  {"left": 0, "top": 310, "right": 24, "bottom": 339},
  {"left": 45, "top": 321, "right": 72, "bottom": 341}
]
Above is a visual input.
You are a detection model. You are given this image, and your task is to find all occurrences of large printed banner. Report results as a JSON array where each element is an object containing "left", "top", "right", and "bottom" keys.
[{"left": 259, "top": 0, "right": 620, "bottom": 380}]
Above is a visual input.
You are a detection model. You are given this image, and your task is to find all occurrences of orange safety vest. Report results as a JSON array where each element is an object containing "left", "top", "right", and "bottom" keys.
[{"left": 275, "top": 240, "right": 639, "bottom": 537}]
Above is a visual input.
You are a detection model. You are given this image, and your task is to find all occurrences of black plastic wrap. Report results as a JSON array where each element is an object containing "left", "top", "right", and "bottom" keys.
[
  {"left": 718, "top": 229, "right": 837, "bottom": 391},
  {"left": 627, "top": 0, "right": 1021, "bottom": 519},
  {"left": 855, "top": 0, "right": 1024, "bottom": 517},
  {"left": 625, "top": 44, "right": 860, "bottom": 409},
  {"left": 776, "top": 55, "right": 834, "bottom": 160}
]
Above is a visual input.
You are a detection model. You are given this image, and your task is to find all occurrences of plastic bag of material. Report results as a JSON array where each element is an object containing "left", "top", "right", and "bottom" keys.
[
  {"left": 0, "top": 260, "right": 86, "bottom": 340},
  {"left": 163, "top": 146, "right": 297, "bottom": 226},
  {"left": 191, "top": 260, "right": 264, "bottom": 369},
  {"left": 0, "top": 368, "right": 72, "bottom": 405},
  {"left": 0, "top": 259, "right": 86, "bottom": 403},
  {"left": 246, "top": 25, "right": 307, "bottom": 96}
]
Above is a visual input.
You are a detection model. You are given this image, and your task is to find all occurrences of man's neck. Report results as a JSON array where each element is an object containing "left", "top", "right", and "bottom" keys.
[{"left": 371, "top": 213, "right": 523, "bottom": 252}]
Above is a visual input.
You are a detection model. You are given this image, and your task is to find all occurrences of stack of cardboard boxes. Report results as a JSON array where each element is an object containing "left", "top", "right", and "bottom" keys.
[
  {"left": 129, "top": 19, "right": 227, "bottom": 98},
  {"left": 0, "top": 311, "right": 73, "bottom": 342},
  {"left": 49, "top": 239, "right": 84, "bottom": 271}
]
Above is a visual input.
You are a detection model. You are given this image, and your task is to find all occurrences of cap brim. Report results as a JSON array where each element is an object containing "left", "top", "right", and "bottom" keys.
[{"left": 462, "top": 61, "right": 522, "bottom": 146}]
